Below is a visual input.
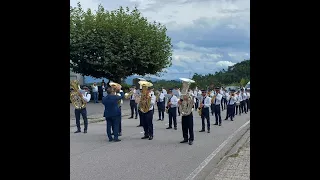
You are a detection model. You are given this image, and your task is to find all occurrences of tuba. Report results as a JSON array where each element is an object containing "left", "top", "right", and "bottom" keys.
[
  {"left": 70, "top": 80, "right": 87, "bottom": 109},
  {"left": 178, "top": 78, "right": 195, "bottom": 116},
  {"left": 138, "top": 80, "right": 153, "bottom": 113},
  {"left": 109, "top": 82, "right": 122, "bottom": 106}
]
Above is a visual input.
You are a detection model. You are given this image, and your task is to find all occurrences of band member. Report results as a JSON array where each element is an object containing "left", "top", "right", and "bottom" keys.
[
  {"left": 225, "top": 90, "right": 237, "bottom": 121},
  {"left": 210, "top": 89, "right": 216, "bottom": 115},
  {"left": 140, "top": 86, "right": 156, "bottom": 140},
  {"left": 246, "top": 88, "right": 250, "bottom": 111},
  {"left": 102, "top": 85, "right": 124, "bottom": 142},
  {"left": 166, "top": 89, "right": 178, "bottom": 130},
  {"left": 92, "top": 82, "right": 99, "bottom": 103},
  {"left": 220, "top": 87, "right": 226, "bottom": 111},
  {"left": 74, "top": 86, "right": 91, "bottom": 133},
  {"left": 199, "top": 90, "right": 211, "bottom": 133},
  {"left": 137, "top": 88, "right": 143, "bottom": 127},
  {"left": 178, "top": 96, "right": 194, "bottom": 145},
  {"left": 150, "top": 88, "right": 155, "bottom": 114},
  {"left": 235, "top": 91, "right": 242, "bottom": 116},
  {"left": 112, "top": 89, "right": 124, "bottom": 136},
  {"left": 240, "top": 89, "right": 247, "bottom": 114},
  {"left": 213, "top": 87, "right": 223, "bottom": 126},
  {"left": 193, "top": 88, "right": 199, "bottom": 109},
  {"left": 129, "top": 85, "right": 138, "bottom": 119},
  {"left": 157, "top": 89, "right": 165, "bottom": 121}
]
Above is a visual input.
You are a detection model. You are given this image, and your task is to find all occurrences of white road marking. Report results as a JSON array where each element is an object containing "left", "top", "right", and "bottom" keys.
[{"left": 185, "top": 120, "right": 250, "bottom": 180}]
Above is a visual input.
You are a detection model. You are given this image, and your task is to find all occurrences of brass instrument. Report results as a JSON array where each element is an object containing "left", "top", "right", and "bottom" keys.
[
  {"left": 70, "top": 80, "right": 87, "bottom": 109},
  {"left": 125, "top": 90, "right": 134, "bottom": 99},
  {"left": 138, "top": 80, "right": 153, "bottom": 113},
  {"left": 178, "top": 78, "right": 195, "bottom": 116},
  {"left": 109, "top": 82, "right": 122, "bottom": 106},
  {"left": 198, "top": 104, "right": 202, "bottom": 116},
  {"left": 211, "top": 95, "right": 216, "bottom": 104},
  {"left": 155, "top": 90, "right": 160, "bottom": 102}
]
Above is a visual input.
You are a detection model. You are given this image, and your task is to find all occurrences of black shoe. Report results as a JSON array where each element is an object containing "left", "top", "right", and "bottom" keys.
[
  {"left": 189, "top": 141, "right": 193, "bottom": 145},
  {"left": 149, "top": 136, "right": 153, "bottom": 140},
  {"left": 231, "top": 119, "right": 233, "bottom": 121},
  {"left": 114, "top": 139, "right": 121, "bottom": 142},
  {"left": 83, "top": 130, "right": 87, "bottom": 134},
  {"left": 157, "top": 119, "right": 161, "bottom": 121},
  {"left": 109, "top": 139, "right": 113, "bottom": 142},
  {"left": 141, "top": 136, "right": 149, "bottom": 139},
  {"left": 166, "top": 127, "right": 172, "bottom": 129},
  {"left": 180, "top": 140, "right": 188, "bottom": 143},
  {"left": 174, "top": 127, "right": 177, "bottom": 130},
  {"left": 199, "top": 130, "right": 205, "bottom": 132},
  {"left": 118, "top": 132, "right": 122, "bottom": 136},
  {"left": 219, "top": 124, "right": 221, "bottom": 126},
  {"left": 111, "top": 133, "right": 114, "bottom": 135},
  {"left": 207, "top": 130, "right": 210, "bottom": 133},
  {"left": 74, "top": 130, "right": 81, "bottom": 133},
  {"left": 137, "top": 125, "right": 142, "bottom": 127},
  {"left": 135, "top": 117, "right": 138, "bottom": 119},
  {"left": 224, "top": 118, "right": 228, "bottom": 120},
  {"left": 214, "top": 123, "right": 218, "bottom": 125},
  {"left": 128, "top": 117, "right": 133, "bottom": 119}
]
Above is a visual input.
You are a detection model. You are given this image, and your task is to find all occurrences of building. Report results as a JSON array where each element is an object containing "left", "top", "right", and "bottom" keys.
[{"left": 70, "top": 70, "right": 84, "bottom": 85}]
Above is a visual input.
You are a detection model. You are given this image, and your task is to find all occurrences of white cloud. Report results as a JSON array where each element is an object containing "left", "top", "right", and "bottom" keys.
[{"left": 70, "top": 0, "right": 250, "bottom": 80}]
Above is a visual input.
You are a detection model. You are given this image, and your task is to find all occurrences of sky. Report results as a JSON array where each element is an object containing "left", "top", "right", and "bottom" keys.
[{"left": 70, "top": 0, "right": 250, "bottom": 81}]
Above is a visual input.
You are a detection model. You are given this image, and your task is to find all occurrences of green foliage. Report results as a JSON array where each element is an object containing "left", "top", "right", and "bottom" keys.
[{"left": 70, "top": 3, "right": 173, "bottom": 82}]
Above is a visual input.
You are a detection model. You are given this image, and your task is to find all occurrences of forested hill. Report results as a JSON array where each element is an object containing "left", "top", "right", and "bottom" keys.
[{"left": 151, "top": 60, "right": 250, "bottom": 90}]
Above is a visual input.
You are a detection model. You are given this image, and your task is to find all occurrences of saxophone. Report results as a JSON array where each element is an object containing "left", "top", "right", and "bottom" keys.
[
  {"left": 70, "top": 80, "right": 87, "bottom": 109},
  {"left": 178, "top": 78, "right": 195, "bottom": 116},
  {"left": 138, "top": 80, "right": 153, "bottom": 113}
]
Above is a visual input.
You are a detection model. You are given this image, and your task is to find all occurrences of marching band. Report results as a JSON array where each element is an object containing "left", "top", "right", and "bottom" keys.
[{"left": 71, "top": 79, "right": 250, "bottom": 145}]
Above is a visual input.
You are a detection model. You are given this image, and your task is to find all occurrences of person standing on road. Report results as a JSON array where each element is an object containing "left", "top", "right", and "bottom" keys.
[
  {"left": 157, "top": 89, "right": 165, "bottom": 121},
  {"left": 240, "top": 89, "right": 247, "bottom": 114},
  {"left": 246, "top": 88, "right": 250, "bottom": 111},
  {"left": 102, "top": 86, "right": 124, "bottom": 142},
  {"left": 235, "top": 91, "right": 242, "bottom": 116},
  {"left": 140, "top": 87, "right": 156, "bottom": 140},
  {"left": 166, "top": 89, "right": 178, "bottom": 130},
  {"left": 213, "top": 87, "right": 223, "bottom": 126},
  {"left": 199, "top": 90, "right": 211, "bottom": 133},
  {"left": 111, "top": 89, "right": 124, "bottom": 136},
  {"left": 74, "top": 86, "right": 91, "bottom": 134},
  {"left": 129, "top": 85, "right": 138, "bottom": 119},
  {"left": 92, "top": 82, "right": 99, "bottom": 103},
  {"left": 178, "top": 94, "right": 195, "bottom": 145},
  {"left": 224, "top": 90, "right": 237, "bottom": 121}
]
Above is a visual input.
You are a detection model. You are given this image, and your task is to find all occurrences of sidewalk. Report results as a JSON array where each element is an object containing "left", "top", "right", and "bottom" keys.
[{"left": 211, "top": 139, "right": 250, "bottom": 180}]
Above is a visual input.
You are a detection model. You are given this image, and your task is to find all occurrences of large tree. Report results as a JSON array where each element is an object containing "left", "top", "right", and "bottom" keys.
[{"left": 70, "top": 3, "right": 173, "bottom": 82}]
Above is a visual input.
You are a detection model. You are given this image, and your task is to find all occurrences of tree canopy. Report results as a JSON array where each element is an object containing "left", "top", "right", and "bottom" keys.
[{"left": 70, "top": 3, "right": 173, "bottom": 82}]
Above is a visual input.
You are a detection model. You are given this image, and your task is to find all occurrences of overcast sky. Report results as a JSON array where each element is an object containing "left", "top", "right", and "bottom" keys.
[{"left": 70, "top": 0, "right": 250, "bottom": 80}]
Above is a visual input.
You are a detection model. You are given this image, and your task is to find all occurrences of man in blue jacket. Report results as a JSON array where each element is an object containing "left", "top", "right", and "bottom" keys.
[{"left": 102, "top": 86, "right": 124, "bottom": 142}]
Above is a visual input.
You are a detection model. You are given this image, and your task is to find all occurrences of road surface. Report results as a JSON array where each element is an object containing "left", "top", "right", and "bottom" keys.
[{"left": 70, "top": 109, "right": 250, "bottom": 180}]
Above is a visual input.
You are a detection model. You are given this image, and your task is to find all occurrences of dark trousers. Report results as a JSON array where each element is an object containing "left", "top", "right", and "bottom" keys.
[
  {"left": 211, "top": 104, "right": 215, "bottom": 115},
  {"left": 226, "top": 104, "right": 235, "bottom": 120},
  {"left": 235, "top": 104, "right": 241, "bottom": 115},
  {"left": 246, "top": 99, "right": 250, "bottom": 111},
  {"left": 130, "top": 100, "right": 138, "bottom": 118},
  {"left": 178, "top": 105, "right": 180, "bottom": 116},
  {"left": 214, "top": 105, "right": 222, "bottom": 124},
  {"left": 106, "top": 116, "right": 120, "bottom": 140},
  {"left": 182, "top": 113, "right": 194, "bottom": 141},
  {"left": 240, "top": 101, "right": 247, "bottom": 113},
  {"left": 157, "top": 102, "right": 165, "bottom": 120},
  {"left": 138, "top": 110, "right": 143, "bottom": 126},
  {"left": 112, "top": 107, "right": 122, "bottom": 133},
  {"left": 195, "top": 99, "right": 199, "bottom": 110},
  {"left": 201, "top": 108, "right": 210, "bottom": 130},
  {"left": 221, "top": 98, "right": 226, "bottom": 110},
  {"left": 168, "top": 107, "right": 177, "bottom": 128},
  {"left": 93, "top": 92, "right": 98, "bottom": 103},
  {"left": 75, "top": 108, "right": 88, "bottom": 131},
  {"left": 141, "top": 110, "right": 154, "bottom": 137}
]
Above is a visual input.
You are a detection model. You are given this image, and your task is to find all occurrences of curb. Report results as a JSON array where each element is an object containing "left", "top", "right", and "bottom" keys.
[
  {"left": 70, "top": 113, "right": 131, "bottom": 127},
  {"left": 192, "top": 120, "right": 250, "bottom": 180}
]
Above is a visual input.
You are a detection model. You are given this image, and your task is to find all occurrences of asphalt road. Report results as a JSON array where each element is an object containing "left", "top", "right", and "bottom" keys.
[{"left": 70, "top": 109, "right": 250, "bottom": 180}]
